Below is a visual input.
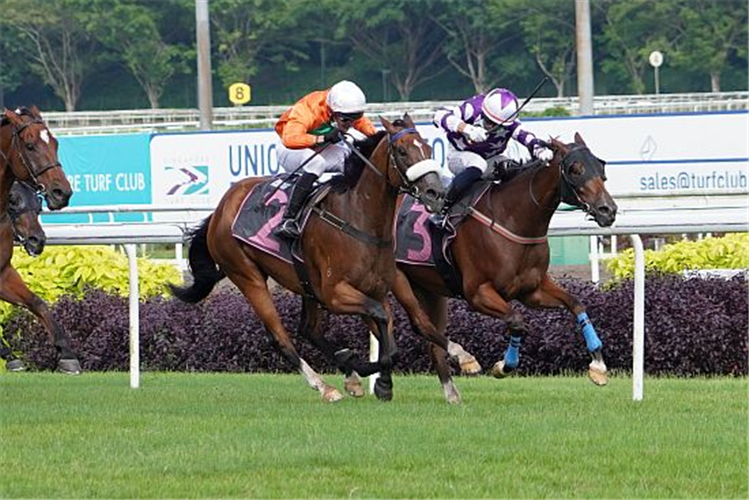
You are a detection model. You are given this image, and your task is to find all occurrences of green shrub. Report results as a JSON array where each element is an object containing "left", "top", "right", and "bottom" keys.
[
  {"left": 605, "top": 233, "right": 749, "bottom": 280},
  {"left": 1, "top": 245, "right": 182, "bottom": 324}
]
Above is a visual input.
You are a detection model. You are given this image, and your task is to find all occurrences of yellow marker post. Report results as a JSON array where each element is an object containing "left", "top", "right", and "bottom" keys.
[{"left": 228, "top": 83, "right": 251, "bottom": 105}]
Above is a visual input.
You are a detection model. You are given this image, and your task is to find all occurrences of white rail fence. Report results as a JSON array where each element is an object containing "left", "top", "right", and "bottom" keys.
[
  {"left": 39, "top": 199, "right": 749, "bottom": 401},
  {"left": 46, "top": 92, "right": 749, "bottom": 136}
]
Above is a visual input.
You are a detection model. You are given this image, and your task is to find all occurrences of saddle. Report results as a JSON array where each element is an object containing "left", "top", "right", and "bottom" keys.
[
  {"left": 395, "top": 181, "right": 493, "bottom": 297},
  {"left": 231, "top": 174, "right": 333, "bottom": 300}
]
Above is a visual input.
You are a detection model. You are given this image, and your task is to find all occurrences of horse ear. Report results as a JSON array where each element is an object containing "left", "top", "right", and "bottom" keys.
[
  {"left": 403, "top": 112, "right": 415, "bottom": 128},
  {"left": 3, "top": 108, "right": 23, "bottom": 125},
  {"left": 574, "top": 132, "right": 587, "bottom": 146},
  {"left": 29, "top": 105, "right": 42, "bottom": 118},
  {"left": 379, "top": 115, "right": 395, "bottom": 133}
]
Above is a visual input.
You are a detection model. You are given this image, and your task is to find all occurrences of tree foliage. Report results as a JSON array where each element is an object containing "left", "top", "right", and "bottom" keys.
[{"left": 1, "top": 0, "right": 746, "bottom": 110}]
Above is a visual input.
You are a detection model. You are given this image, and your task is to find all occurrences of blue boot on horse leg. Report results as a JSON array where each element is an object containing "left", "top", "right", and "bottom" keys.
[{"left": 577, "top": 310, "right": 607, "bottom": 385}]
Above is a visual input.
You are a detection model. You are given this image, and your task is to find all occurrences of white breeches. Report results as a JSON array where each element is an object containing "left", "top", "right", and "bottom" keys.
[
  {"left": 446, "top": 149, "right": 488, "bottom": 176},
  {"left": 277, "top": 141, "right": 352, "bottom": 177}
]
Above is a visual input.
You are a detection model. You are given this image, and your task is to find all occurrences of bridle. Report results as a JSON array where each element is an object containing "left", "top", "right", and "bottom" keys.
[
  {"left": 529, "top": 143, "right": 607, "bottom": 216},
  {"left": 0, "top": 116, "right": 62, "bottom": 196},
  {"left": 344, "top": 127, "right": 441, "bottom": 201},
  {"left": 7, "top": 185, "right": 43, "bottom": 246}
]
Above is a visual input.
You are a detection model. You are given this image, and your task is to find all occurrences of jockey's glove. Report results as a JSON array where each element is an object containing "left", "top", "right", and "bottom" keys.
[
  {"left": 463, "top": 124, "right": 487, "bottom": 143},
  {"left": 533, "top": 145, "right": 554, "bottom": 162},
  {"left": 322, "top": 128, "right": 344, "bottom": 144}
]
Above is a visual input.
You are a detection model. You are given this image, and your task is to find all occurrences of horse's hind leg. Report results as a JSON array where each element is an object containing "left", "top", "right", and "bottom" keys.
[
  {"left": 297, "top": 298, "right": 364, "bottom": 397},
  {"left": 523, "top": 276, "right": 608, "bottom": 386},
  {"left": 393, "top": 270, "right": 480, "bottom": 375},
  {"left": 414, "top": 289, "right": 462, "bottom": 404},
  {"left": 0, "top": 266, "right": 81, "bottom": 374},
  {"left": 467, "top": 282, "right": 528, "bottom": 378},
  {"left": 227, "top": 268, "right": 343, "bottom": 402}
]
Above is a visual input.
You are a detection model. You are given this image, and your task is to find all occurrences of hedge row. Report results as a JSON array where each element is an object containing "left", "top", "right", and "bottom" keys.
[{"left": 5, "top": 275, "right": 747, "bottom": 377}]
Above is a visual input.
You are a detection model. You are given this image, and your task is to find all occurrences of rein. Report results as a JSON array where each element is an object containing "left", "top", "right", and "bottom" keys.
[{"left": 317, "top": 127, "right": 433, "bottom": 248}]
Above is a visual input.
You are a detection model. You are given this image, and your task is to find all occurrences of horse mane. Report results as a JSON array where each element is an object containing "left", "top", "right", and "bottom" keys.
[
  {"left": 500, "top": 158, "right": 546, "bottom": 185},
  {"left": 328, "top": 128, "right": 391, "bottom": 193}
]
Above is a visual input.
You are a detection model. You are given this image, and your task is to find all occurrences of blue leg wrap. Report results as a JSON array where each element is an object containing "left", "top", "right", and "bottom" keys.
[
  {"left": 577, "top": 312, "right": 602, "bottom": 352},
  {"left": 503, "top": 335, "right": 523, "bottom": 369}
]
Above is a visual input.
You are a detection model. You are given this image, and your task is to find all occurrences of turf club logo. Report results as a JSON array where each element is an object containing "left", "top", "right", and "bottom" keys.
[{"left": 164, "top": 165, "right": 209, "bottom": 196}]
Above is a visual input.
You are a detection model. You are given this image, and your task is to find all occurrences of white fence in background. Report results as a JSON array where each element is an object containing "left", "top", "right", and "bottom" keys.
[
  {"left": 46, "top": 91, "right": 749, "bottom": 136},
  {"left": 40, "top": 197, "right": 749, "bottom": 401}
]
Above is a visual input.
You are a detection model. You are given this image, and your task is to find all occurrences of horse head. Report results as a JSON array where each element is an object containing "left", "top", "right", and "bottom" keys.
[
  {"left": 8, "top": 180, "right": 46, "bottom": 257},
  {"left": 550, "top": 133, "right": 617, "bottom": 227},
  {"left": 1, "top": 106, "right": 73, "bottom": 210},
  {"left": 380, "top": 113, "right": 445, "bottom": 213}
]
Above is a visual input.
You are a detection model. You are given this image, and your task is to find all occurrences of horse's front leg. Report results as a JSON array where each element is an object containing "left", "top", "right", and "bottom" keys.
[
  {"left": 297, "top": 298, "right": 364, "bottom": 397},
  {"left": 467, "top": 282, "right": 528, "bottom": 378},
  {"left": 392, "top": 269, "right": 480, "bottom": 375},
  {"left": 362, "top": 300, "right": 397, "bottom": 402},
  {"left": 0, "top": 266, "right": 81, "bottom": 374},
  {"left": 327, "top": 281, "right": 396, "bottom": 401},
  {"left": 523, "top": 275, "right": 608, "bottom": 386}
]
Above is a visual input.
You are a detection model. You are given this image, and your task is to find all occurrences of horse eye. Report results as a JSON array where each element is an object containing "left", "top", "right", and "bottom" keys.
[
  {"left": 570, "top": 163, "right": 584, "bottom": 176},
  {"left": 397, "top": 146, "right": 407, "bottom": 156},
  {"left": 25, "top": 142, "right": 35, "bottom": 151}
]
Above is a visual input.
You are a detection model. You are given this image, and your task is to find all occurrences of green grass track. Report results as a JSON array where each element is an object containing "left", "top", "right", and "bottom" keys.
[{"left": 1, "top": 373, "right": 746, "bottom": 499}]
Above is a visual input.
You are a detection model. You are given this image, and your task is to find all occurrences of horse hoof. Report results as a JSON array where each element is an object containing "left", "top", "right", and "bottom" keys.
[
  {"left": 322, "top": 385, "right": 344, "bottom": 403},
  {"left": 588, "top": 361, "right": 608, "bottom": 386},
  {"left": 374, "top": 379, "right": 393, "bottom": 402},
  {"left": 491, "top": 360, "right": 512, "bottom": 379},
  {"left": 58, "top": 359, "right": 82, "bottom": 375},
  {"left": 344, "top": 374, "right": 365, "bottom": 398},
  {"left": 460, "top": 358, "right": 482, "bottom": 376},
  {"left": 6, "top": 359, "right": 26, "bottom": 372}
]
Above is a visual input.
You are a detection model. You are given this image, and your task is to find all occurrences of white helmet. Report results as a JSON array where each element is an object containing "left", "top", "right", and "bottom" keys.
[
  {"left": 481, "top": 88, "right": 519, "bottom": 126},
  {"left": 327, "top": 80, "right": 367, "bottom": 114}
]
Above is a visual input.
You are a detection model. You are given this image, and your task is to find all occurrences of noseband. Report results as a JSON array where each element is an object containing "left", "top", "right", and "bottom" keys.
[{"left": 0, "top": 118, "right": 62, "bottom": 196}]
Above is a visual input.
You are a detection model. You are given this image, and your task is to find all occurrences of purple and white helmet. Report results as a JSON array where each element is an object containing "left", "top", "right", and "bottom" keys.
[{"left": 481, "top": 88, "right": 519, "bottom": 126}]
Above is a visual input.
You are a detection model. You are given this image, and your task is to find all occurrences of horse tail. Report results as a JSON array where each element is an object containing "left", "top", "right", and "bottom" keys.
[{"left": 170, "top": 215, "right": 225, "bottom": 303}]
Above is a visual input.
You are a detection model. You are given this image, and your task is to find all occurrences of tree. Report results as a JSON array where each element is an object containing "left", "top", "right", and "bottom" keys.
[
  {"left": 85, "top": 0, "right": 190, "bottom": 108},
  {"left": 1, "top": 0, "right": 102, "bottom": 111},
  {"left": 335, "top": 0, "right": 449, "bottom": 101},
  {"left": 431, "top": 0, "right": 516, "bottom": 93},
  {"left": 597, "top": 0, "right": 679, "bottom": 94},
  {"left": 518, "top": 1, "right": 577, "bottom": 98},
  {"left": 210, "top": 0, "right": 306, "bottom": 90},
  {"left": 0, "top": 26, "right": 26, "bottom": 102},
  {"left": 670, "top": 0, "right": 748, "bottom": 92}
]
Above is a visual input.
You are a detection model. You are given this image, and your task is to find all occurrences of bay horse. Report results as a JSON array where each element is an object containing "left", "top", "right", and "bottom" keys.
[
  {"left": 0, "top": 107, "right": 77, "bottom": 372},
  {"left": 392, "top": 133, "right": 617, "bottom": 403},
  {"left": 172, "top": 115, "right": 445, "bottom": 402}
]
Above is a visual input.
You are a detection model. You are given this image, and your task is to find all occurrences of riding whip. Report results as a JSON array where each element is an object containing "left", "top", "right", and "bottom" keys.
[{"left": 504, "top": 76, "right": 549, "bottom": 124}]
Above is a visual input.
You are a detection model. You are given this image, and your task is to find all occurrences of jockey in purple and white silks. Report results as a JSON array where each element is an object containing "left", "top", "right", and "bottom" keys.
[{"left": 433, "top": 88, "right": 553, "bottom": 213}]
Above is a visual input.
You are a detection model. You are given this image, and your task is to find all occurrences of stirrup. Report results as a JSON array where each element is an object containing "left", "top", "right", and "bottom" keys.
[{"left": 273, "top": 219, "right": 301, "bottom": 239}]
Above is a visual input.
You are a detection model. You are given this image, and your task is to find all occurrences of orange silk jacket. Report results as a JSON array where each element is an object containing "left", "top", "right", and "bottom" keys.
[{"left": 274, "top": 89, "right": 377, "bottom": 149}]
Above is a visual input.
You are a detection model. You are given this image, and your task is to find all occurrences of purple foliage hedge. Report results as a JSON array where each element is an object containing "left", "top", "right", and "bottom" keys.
[{"left": 5, "top": 275, "right": 747, "bottom": 376}]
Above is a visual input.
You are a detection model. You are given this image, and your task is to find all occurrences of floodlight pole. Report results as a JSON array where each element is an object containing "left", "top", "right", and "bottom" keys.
[
  {"left": 575, "top": 0, "right": 595, "bottom": 115},
  {"left": 195, "top": 0, "right": 214, "bottom": 130}
]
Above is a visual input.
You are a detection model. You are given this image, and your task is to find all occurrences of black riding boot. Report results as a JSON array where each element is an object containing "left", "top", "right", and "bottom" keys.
[
  {"left": 274, "top": 172, "right": 318, "bottom": 239},
  {"left": 443, "top": 166, "right": 483, "bottom": 214}
]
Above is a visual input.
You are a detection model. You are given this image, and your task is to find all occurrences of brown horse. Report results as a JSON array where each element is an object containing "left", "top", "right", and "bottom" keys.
[
  {"left": 172, "top": 115, "right": 445, "bottom": 402},
  {"left": 0, "top": 107, "right": 77, "bottom": 373},
  {"left": 392, "top": 133, "right": 617, "bottom": 403}
]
